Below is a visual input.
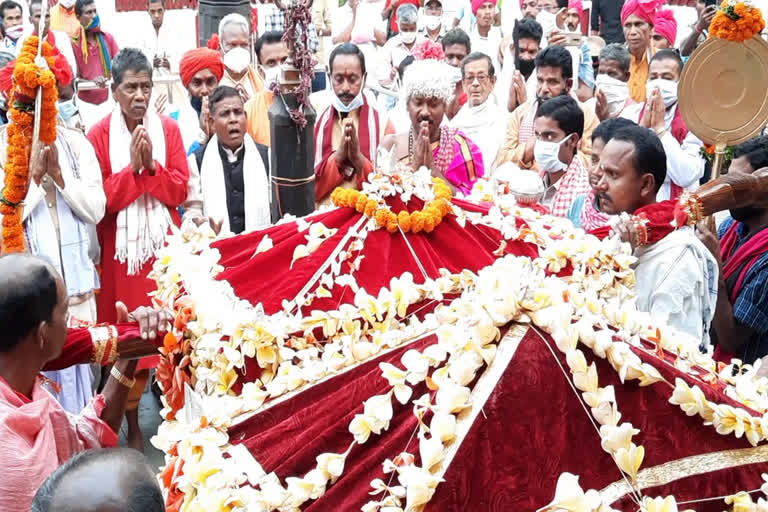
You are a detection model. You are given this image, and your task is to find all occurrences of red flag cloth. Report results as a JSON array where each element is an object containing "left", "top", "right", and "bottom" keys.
[
  {"left": 588, "top": 199, "right": 678, "bottom": 246},
  {"left": 41, "top": 323, "right": 155, "bottom": 371}
]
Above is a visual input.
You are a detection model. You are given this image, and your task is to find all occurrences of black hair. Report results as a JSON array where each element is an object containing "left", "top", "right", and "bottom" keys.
[
  {"left": 514, "top": 17, "right": 543, "bottom": 44},
  {"left": 0, "top": 254, "right": 58, "bottom": 352},
  {"left": 649, "top": 48, "right": 683, "bottom": 74},
  {"left": 461, "top": 52, "right": 495, "bottom": 78},
  {"left": 535, "top": 45, "right": 573, "bottom": 80},
  {"left": 591, "top": 117, "right": 636, "bottom": 143},
  {"left": 441, "top": 28, "right": 471, "bottom": 53},
  {"left": 148, "top": 0, "right": 165, "bottom": 6},
  {"left": 255, "top": 31, "right": 284, "bottom": 64},
  {"left": 398, "top": 55, "right": 414, "bottom": 81},
  {"left": 611, "top": 125, "right": 668, "bottom": 193},
  {"left": 535, "top": 95, "right": 584, "bottom": 138},
  {"left": 209, "top": 85, "right": 242, "bottom": 115},
  {"left": 111, "top": 48, "right": 152, "bottom": 88},
  {"left": 733, "top": 135, "right": 768, "bottom": 171},
  {"left": 556, "top": 0, "right": 568, "bottom": 8},
  {"left": 29, "top": 0, "right": 42, "bottom": 7},
  {"left": 75, "top": 0, "right": 95, "bottom": 16},
  {"left": 329, "top": 42, "right": 366, "bottom": 76},
  {"left": 0, "top": 0, "right": 21, "bottom": 19},
  {"left": 31, "top": 448, "right": 164, "bottom": 512}
]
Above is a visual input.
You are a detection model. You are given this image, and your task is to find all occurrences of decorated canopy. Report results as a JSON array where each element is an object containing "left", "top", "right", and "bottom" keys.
[{"left": 148, "top": 166, "right": 768, "bottom": 512}]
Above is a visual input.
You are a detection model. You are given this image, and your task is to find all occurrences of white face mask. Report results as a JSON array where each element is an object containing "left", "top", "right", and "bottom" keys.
[
  {"left": 223, "top": 47, "right": 251, "bottom": 74},
  {"left": 422, "top": 15, "right": 441, "bottom": 31},
  {"left": 646, "top": 78, "right": 678, "bottom": 108},
  {"left": 332, "top": 79, "right": 366, "bottom": 113},
  {"left": 262, "top": 65, "right": 281, "bottom": 89},
  {"left": 534, "top": 133, "right": 572, "bottom": 173},
  {"left": 449, "top": 65, "right": 463, "bottom": 83},
  {"left": 5, "top": 25, "right": 23, "bottom": 41},
  {"left": 59, "top": 0, "right": 76, "bottom": 8},
  {"left": 595, "top": 74, "right": 629, "bottom": 115},
  {"left": 536, "top": 10, "right": 556, "bottom": 36},
  {"left": 399, "top": 30, "right": 417, "bottom": 44}
]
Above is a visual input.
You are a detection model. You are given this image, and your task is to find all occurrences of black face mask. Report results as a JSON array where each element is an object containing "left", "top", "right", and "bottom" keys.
[
  {"left": 516, "top": 57, "right": 536, "bottom": 77},
  {"left": 190, "top": 95, "right": 203, "bottom": 116}
]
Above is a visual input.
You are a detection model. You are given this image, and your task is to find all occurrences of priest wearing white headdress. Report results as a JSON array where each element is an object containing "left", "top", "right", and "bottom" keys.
[{"left": 450, "top": 52, "right": 506, "bottom": 175}]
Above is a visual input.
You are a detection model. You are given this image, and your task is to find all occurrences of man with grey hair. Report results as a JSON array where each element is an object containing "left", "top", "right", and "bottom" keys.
[
  {"left": 31, "top": 448, "right": 164, "bottom": 512},
  {"left": 381, "top": 59, "right": 484, "bottom": 195},
  {"left": 379, "top": 3, "right": 425, "bottom": 92},
  {"left": 217, "top": 13, "right": 263, "bottom": 101},
  {"left": 450, "top": 52, "right": 505, "bottom": 173},
  {"left": 594, "top": 42, "right": 633, "bottom": 120}
]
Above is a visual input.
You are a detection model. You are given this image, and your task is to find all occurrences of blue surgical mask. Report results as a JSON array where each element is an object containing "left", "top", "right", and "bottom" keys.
[{"left": 58, "top": 98, "right": 79, "bottom": 123}]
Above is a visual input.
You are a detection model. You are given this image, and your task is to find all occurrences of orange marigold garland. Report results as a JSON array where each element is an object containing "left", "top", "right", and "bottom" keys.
[
  {"left": 1, "top": 36, "right": 59, "bottom": 253},
  {"left": 709, "top": 1, "right": 766, "bottom": 42},
  {"left": 331, "top": 177, "right": 454, "bottom": 234}
]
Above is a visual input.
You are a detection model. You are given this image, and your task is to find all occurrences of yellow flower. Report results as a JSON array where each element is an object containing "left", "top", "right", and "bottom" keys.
[
  {"left": 599, "top": 423, "right": 639, "bottom": 453},
  {"left": 615, "top": 443, "right": 644, "bottom": 481}
]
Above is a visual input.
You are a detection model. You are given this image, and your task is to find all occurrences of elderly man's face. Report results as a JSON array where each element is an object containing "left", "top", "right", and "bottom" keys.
[
  {"left": 113, "top": 69, "right": 152, "bottom": 121},
  {"left": 331, "top": 54, "right": 364, "bottom": 106},
  {"left": 623, "top": 14, "right": 651, "bottom": 55},
  {"left": 462, "top": 58, "right": 495, "bottom": 107},
  {"left": 408, "top": 95, "right": 445, "bottom": 141},
  {"left": 593, "top": 139, "right": 651, "bottom": 215},
  {"left": 220, "top": 24, "right": 250, "bottom": 53},
  {"left": 187, "top": 68, "right": 218, "bottom": 98},
  {"left": 565, "top": 8, "right": 581, "bottom": 31},
  {"left": 444, "top": 43, "right": 468, "bottom": 67},
  {"left": 598, "top": 58, "right": 629, "bottom": 81},
  {"left": 212, "top": 95, "right": 247, "bottom": 150},
  {"left": 536, "top": 65, "right": 570, "bottom": 102}
]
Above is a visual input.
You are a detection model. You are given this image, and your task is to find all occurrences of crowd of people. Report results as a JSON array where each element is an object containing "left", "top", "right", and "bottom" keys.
[{"left": 0, "top": 0, "right": 767, "bottom": 509}]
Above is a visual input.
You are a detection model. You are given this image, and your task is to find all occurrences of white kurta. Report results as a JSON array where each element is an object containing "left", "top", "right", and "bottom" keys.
[
  {"left": 633, "top": 227, "right": 718, "bottom": 345},
  {"left": 450, "top": 94, "right": 507, "bottom": 174},
  {"left": 622, "top": 102, "right": 706, "bottom": 201}
]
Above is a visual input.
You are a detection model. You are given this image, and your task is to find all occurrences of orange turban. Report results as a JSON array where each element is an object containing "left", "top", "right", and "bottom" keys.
[{"left": 179, "top": 48, "right": 225, "bottom": 88}]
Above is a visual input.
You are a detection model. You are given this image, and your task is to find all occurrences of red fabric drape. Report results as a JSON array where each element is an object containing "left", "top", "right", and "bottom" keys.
[
  {"left": 41, "top": 323, "right": 148, "bottom": 371},
  {"left": 214, "top": 199, "right": 539, "bottom": 316}
]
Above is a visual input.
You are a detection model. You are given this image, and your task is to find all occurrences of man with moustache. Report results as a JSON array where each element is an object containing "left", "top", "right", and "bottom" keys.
[
  {"left": 697, "top": 136, "right": 768, "bottom": 364},
  {"left": 87, "top": 49, "right": 189, "bottom": 450},
  {"left": 495, "top": 45, "right": 598, "bottom": 170},
  {"left": 381, "top": 58, "right": 484, "bottom": 194},
  {"left": 314, "top": 43, "right": 393, "bottom": 204},
  {"left": 621, "top": 0, "right": 662, "bottom": 103}
]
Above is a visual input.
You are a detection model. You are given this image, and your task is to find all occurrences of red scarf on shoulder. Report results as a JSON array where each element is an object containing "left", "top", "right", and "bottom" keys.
[{"left": 588, "top": 200, "right": 678, "bottom": 246}]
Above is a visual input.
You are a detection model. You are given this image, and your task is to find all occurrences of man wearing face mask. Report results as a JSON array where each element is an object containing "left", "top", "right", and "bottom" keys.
[
  {"left": 594, "top": 43, "right": 633, "bottom": 121},
  {"left": 0, "top": 1, "right": 24, "bottom": 51},
  {"left": 0, "top": 55, "right": 105, "bottom": 415},
  {"left": 420, "top": 0, "right": 445, "bottom": 43},
  {"left": 50, "top": 0, "right": 80, "bottom": 40},
  {"left": 495, "top": 45, "right": 598, "bottom": 170},
  {"left": 531, "top": 95, "right": 590, "bottom": 217},
  {"left": 380, "top": 4, "right": 425, "bottom": 92},
  {"left": 187, "top": 86, "right": 271, "bottom": 234},
  {"left": 217, "top": 13, "right": 263, "bottom": 102},
  {"left": 380, "top": 58, "right": 484, "bottom": 194},
  {"left": 72, "top": 0, "right": 119, "bottom": 106},
  {"left": 620, "top": 49, "right": 705, "bottom": 201},
  {"left": 243, "top": 31, "right": 287, "bottom": 148},
  {"left": 314, "top": 43, "right": 394, "bottom": 203},
  {"left": 496, "top": 17, "right": 542, "bottom": 113}
]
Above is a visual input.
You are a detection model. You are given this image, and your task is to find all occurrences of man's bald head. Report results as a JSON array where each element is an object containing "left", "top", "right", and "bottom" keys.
[
  {"left": 0, "top": 253, "right": 63, "bottom": 354},
  {"left": 31, "top": 448, "right": 164, "bottom": 512}
]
